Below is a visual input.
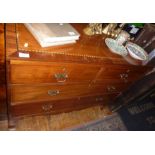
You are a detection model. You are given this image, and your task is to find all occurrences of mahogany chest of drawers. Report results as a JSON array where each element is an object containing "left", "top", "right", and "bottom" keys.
[{"left": 5, "top": 24, "right": 153, "bottom": 128}]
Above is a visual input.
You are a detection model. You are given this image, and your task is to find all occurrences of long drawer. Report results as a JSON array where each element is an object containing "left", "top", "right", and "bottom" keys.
[
  {"left": 10, "top": 60, "right": 150, "bottom": 85},
  {"left": 10, "top": 82, "right": 130, "bottom": 104},
  {"left": 10, "top": 60, "right": 100, "bottom": 84},
  {"left": 10, "top": 94, "right": 118, "bottom": 117}
]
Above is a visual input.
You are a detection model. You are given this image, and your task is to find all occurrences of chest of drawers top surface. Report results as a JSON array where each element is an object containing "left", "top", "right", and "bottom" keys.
[{"left": 6, "top": 23, "right": 149, "bottom": 67}]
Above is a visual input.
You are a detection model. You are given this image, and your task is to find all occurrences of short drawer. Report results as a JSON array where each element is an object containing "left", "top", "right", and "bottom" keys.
[
  {"left": 96, "top": 65, "right": 150, "bottom": 83},
  {"left": 10, "top": 60, "right": 100, "bottom": 84}
]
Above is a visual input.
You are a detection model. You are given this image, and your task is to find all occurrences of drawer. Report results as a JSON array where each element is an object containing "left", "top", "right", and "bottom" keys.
[
  {"left": 10, "top": 84, "right": 98, "bottom": 104},
  {"left": 10, "top": 94, "right": 118, "bottom": 117},
  {"left": 96, "top": 65, "right": 150, "bottom": 83},
  {"left": 10, "top": 82, "right": 128, "bottom": 104},
  {"left": 10, "top": 60, "right": 100, "bottom": 84}
]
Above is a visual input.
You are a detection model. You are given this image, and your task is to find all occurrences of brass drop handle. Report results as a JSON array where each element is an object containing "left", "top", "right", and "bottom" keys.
[
  {"left": 120, "top": 73, "right": 128, "bottom": 79},
  {"left": 48, "top": 90, "right": 60, "bottom": 96},
  {"left": 42, "top": 104, "right": 53, "bottom": 112},
  {"left": 120, "top": 73, "right": 128, "bottom": 82},
  {"left": 107, "top": 86, "right": 116, "bottom": 92},
  {"left": 54, "top": 73, "right": 68, "bottom": 82}
]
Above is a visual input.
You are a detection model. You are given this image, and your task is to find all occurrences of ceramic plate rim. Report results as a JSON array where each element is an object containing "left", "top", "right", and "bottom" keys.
[
  {"left": 126, "top": 42, "right": 148, "bottom": 61},
  {"left": 105, "top": 38, "right": 128, "bottom": 56}
]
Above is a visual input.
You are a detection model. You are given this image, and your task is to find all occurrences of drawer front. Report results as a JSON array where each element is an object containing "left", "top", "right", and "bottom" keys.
[
  {"left": 10, "top": 60, "right": 100, "bottom": 84},
  {"left": 10, "top": 94, "right": 118, "bottom": 117},
  {"left": 10, "top": 84, "right": 97, "bottom": 104},
  {"left": 96, "top": 65, "right": 150, "bottom": 83},
  {"left": 10, "top": 82, "right": 128, "bottom": 104}
]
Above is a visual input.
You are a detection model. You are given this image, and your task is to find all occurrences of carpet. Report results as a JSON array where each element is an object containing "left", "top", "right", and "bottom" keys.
[
  {"left": 67, "top": 92, "right": 155, "bottom": 131},
  {"left": 66, "top": 113, "right": 127, "bottom": 131},
  {"left": 118, "top": 93, "right": 155, "bottom": 131}
]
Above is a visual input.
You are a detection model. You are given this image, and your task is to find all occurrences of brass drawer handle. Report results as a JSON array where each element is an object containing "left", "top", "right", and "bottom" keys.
[
  {"left": 120, "top": 73, "right": 128, "bottom": 79},
  {"left": 42, "top": 104, "right": 53, "bottom": 112},
  {"left": 48, "top": 90, "right": 60, "bottom": 96},
  {"left": 107, "top": 86, "right": 116, "bottom": 92},
  {"left": 120, "top": 73, "right": 128, "bottom": 82},
  {"left": 54, "top": 73, "right": 68, "bottom": 82}
]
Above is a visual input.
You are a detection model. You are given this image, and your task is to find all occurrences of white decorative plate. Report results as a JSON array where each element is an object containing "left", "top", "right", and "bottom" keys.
[
  {"left": 105, "top": 38, "right": 128, "bottom": 56},
  {"left": 126, "top": 42, "right": 148, "bottom": 60}
]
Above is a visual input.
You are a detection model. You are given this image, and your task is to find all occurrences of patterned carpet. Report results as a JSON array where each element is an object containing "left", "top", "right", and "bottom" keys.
[
  {"left": 66, "top": 113, "right": 127, "bottom": 131},
  {"left": 67, "top": 93, "right": 155, "bottom": 131},
  {"left": 118, "top": 94, "right": 155, "bottom": 131}
]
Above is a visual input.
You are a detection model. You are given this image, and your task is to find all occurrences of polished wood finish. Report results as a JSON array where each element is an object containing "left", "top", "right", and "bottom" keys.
[
  {"left": 10, "top": 95, "right": 115, "bottom": 117},
  {"left": 10, "top": 60, "right": 100, "bottom": 84},
  {"left": 0, "top": 25, "right": 5, "bottom": 63},
  {"left": 0, "top": 24, "right": 7, "bottom": 120},
  {"left": 10, "top": 84, "right": 97, "bottom": 104},
  {"left": 10, "top": 83, "right": 121, "bottom": 104},
  {"left": 94, "top": 65, "right": 150, "bottom": 83},
  {"left": 10, "top": 60, "right": 150, "bottom": 85},
  {"left": 5, "top": 23, "right": 153, "bottom": 128},
  {"left": 6, "top": 24, "right": 145, "bottom": 65}
]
